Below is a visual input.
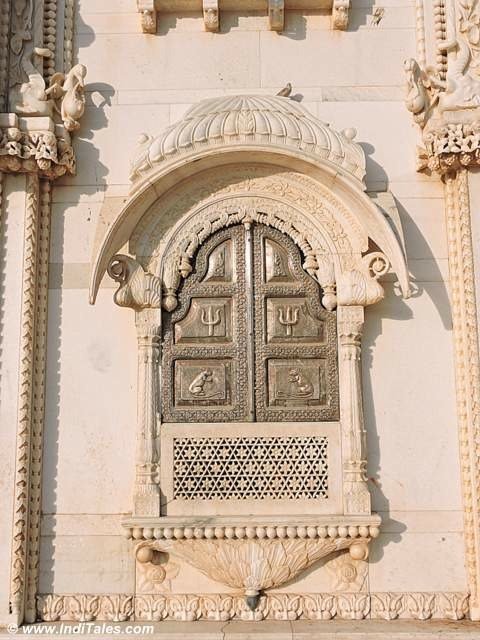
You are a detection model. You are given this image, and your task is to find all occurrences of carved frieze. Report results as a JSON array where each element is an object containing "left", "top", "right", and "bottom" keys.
[{"left": 37, "top": 592, "right": 470, "bottom": 622}]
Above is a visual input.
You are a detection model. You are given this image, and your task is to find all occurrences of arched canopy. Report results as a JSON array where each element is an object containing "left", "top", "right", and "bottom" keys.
[{"left": 90, "top": 95, "right": 410, "bottom": 304}]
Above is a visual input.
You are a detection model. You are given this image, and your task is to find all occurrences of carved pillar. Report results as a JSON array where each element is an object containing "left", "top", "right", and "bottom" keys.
[
  {"left": 9, "top": 173, "right": 40, "bottom": 624},
  {"left": 134, "top": 310, "right": 161, "bottom": 517},
  {"left": 107, "top": 255, "right": 163, "bottom": 517},
  {"left": 337, "top": 305, "right": 371, "bottom": 516}
]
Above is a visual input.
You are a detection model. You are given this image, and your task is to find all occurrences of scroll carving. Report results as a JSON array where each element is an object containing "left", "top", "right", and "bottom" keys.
[{"left": 332, "top": 0, "right": 350, "bottom": 30}]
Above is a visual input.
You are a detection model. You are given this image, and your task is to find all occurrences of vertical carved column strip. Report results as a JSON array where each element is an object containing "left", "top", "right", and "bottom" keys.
[
  {"left": 43, "top": 0, "right": 58, "bottom": 79},
  {"left": 445, "top": 169, "right": 480, "bottom": 620},
  {"left": 338, "top": 305, "right": 371, "bottom": 515},
  {"left": 25, "top": 180, "right": 52, "bottom": 623},
  {"left": 9, "top": 173, "right": 40, "bottom": 624},
  {"left": 0, "top": 0, "right": 11, "bottom": 111},
  {"left": 415, "top": 0, "right": 426, "bottom": 67},
  {"left": 63, "top": 0, "right": 74, "bottom": 72},
  {"left": 134, "top": 310, "right": 161, "bottom": 517}
]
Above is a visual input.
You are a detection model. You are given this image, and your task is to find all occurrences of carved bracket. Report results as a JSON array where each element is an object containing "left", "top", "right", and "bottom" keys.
[
  {"left": 268, "top": 0, "right": 285, "bottom": 31},
  {"left": 108, "top": 255, "right": 162, "bottom": 310},
  {"left": 135, "top": 1, "right": 350, "bottom": 34},
  {"left": 128, "top": 519, "right": 379, "bottom": 607},
  {"left": 332, "top": 0, "right": 350, "bottom": 30},
  {"left": 203, "top": 0, "right": 219, "bottom": 31}
]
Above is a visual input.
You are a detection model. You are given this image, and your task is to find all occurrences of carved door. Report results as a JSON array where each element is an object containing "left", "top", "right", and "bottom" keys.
[{"left": 161, "top": 223, "right": 338, "bottom": 423}]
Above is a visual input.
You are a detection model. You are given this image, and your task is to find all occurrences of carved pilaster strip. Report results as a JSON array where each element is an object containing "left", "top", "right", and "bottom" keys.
[
  {"left": 445, "top": 169, "right": 480, "bottom": 620},
  {"left": 9, "top": 173, "right": 40, "bottom": 624},
  {"left": 43, "top": 0, "right": 58, "bottom": 79},
  {"left": 24, "top": 179, "right": 51, "bottom": 624},
  {"left": 63, "top": 0, "right": 74, "bottom": 72},
  {"left": 338, "top": 305, "right": 371, "bottom": 515},
  {"left": 134, "top": 310, "right": 161, "bottom": 517},
  {"left": 433, "top": 0, "right": 447, "bottom": 78},
  {"left": 0, "top": 0, "right": 11, "bottom": 111}
]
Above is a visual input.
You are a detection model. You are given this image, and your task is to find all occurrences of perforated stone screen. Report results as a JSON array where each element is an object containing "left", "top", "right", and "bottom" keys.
[{"left": 173, "top": 435, "right": 329, "bottom": 501}]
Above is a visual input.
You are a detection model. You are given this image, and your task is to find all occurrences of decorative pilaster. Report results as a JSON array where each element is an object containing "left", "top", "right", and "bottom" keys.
[
  {"left": 107, "top": 255, "right": 163, "bottom": 517},
  {"left": 25, "top": 179, "right": 51, "bottom": 624},
  {"left": 134, "top": 310, "right": 161, "bottom": 517},
  {"left": 9, "top": 173, "right": 40, "bottom": 624},
  {"left": 444, "top": 169, "right": 480, "bottom": 620},
  {"left": 338, "top": 305, "right": 371, "bottom": 517}
]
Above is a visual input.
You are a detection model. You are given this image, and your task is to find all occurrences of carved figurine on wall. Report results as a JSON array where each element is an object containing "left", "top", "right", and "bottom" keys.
[{"left": 10, "top": 47, "right": 87, "bottom": 131}]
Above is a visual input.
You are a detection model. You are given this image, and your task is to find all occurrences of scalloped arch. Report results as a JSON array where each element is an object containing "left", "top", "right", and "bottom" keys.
[{"left": 90, "top": 98, "right": 410, "bottom": 304}]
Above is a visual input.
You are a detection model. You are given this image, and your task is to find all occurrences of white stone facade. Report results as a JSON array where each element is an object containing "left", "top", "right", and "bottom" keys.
[{"left": 1, "top": 0, "right": 480, "bottom": 636}]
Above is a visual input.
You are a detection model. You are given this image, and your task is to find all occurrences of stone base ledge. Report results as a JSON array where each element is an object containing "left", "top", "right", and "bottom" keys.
[
  {"left": 36, "top": 592, "right": 470, "bottom": 623},
  {"left": 2, "top": 619, "right": 480, "bottom": 639}
]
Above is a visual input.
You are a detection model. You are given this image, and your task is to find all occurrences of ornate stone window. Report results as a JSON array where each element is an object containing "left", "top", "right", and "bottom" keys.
[{"left": 90, "top": 94, "right": 410, "bottom": 607}]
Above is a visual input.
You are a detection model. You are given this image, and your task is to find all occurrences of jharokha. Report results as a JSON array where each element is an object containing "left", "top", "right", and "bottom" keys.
[{"left": 1, "top": 0, "right": 480, "bottom": 637}]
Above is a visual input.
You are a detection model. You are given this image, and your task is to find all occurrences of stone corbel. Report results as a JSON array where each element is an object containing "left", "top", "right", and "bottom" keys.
[
  {"left": 268, "top": 0, "right": 285, "bottom": 31},
  {"left": 138, "top": 0, "right": 157, "bottom": 34},
  {"left": 337, "top": 252, "right": 390, "bottom": 307},
  {"left": 108, "top": 254, "right": 162, "bottom": 311},
  {"left": 332, "top": 0, "right": 350, "bottom": 30},
  {"left": 129, "top": 520, "right": 379, "bottom": 610},
  {"left": 203, "top": 0, "right": 219, "bottom": 32}
]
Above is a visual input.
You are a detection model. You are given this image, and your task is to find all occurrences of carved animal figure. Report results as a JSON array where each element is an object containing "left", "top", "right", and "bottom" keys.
[
  {"left": 189, "top": 370, "right": 214, "bottom": 396},
  {"left": 49, "top": 64, "right": 87, "bottom": 131},
  {"left": 287, "top": 369, "right": 314, "bottom": 398},
  {"left": 435, "top": 38, "right": 480, "bottom": 111},
  {"left": 404, "top": 58, "right": 429, "bottom": 116}
]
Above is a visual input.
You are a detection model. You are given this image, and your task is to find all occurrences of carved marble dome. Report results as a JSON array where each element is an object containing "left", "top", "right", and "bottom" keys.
[{"left": 130, "top": 94, "right": 366, "bottom": 183}]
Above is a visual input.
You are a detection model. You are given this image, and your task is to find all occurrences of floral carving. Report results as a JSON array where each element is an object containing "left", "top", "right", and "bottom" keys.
[
  {"left": 38, "top": 592, "right": 470, "bottom": 621},
  {"left": 0, "top": 125, "right": 75, "bottom": 178},
  {"left": 136, "top": 537, "right": 362, "bottom": 599},
  {"left": 326, "top": 553, "right": 368, "bottom": 591}
]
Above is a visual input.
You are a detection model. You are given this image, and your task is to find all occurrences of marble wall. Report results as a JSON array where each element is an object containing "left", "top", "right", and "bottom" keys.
[{"left": 39, "top": 0, "right": 466, "bottom": 597}]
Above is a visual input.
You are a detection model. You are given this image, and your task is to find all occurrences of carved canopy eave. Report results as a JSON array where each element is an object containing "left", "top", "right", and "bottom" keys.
[{"left": 89, "top": 146, "right": 410, "bottom": 306}]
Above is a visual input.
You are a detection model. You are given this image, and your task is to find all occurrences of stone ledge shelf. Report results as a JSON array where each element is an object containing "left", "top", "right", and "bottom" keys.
[
  {"left": 137, "top": 0, "right": 350, "bottom": 34},
  {"left": 124, "top": 516, "right": 380, "bottom": 610}
]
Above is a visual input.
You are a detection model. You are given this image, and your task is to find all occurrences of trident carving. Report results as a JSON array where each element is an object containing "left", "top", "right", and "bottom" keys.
[
  {"left": 201, "top": 305, "right": 222, "bottom": 336},
  {"left": 277, "top": 305, "right": 300, "bottom": 337}
]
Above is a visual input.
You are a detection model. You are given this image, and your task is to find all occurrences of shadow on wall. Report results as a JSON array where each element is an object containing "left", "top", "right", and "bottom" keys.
[
  {"left": 359, "top": 144, "right": 452, "bottom": 563},
  {"left": 40, "top": 8, "right": 112, "bottom": 593}
]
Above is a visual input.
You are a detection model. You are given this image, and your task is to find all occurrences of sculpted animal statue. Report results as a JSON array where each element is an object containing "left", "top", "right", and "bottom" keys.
[
  {"left": 11, "top": 48, "right": 87, "bottom": 131},
  {"left": 49, "top": 64, "right": 87, "bottom": 131}
]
